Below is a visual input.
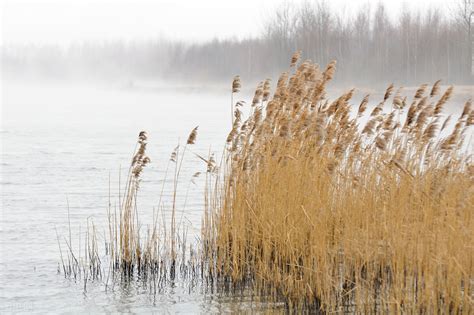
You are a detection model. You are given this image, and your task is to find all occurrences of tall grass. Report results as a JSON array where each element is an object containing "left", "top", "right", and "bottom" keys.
[
  {"left": 203, "top": 55, "right": 473, "bottom": 312},
  {"left": 58, "top": 52, "right": 473, "bottom": 312}
]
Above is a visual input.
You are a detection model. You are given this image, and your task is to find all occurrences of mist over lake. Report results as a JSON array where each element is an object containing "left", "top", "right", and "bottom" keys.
[{"left": 1, "top": 0, "right": 473, "bottom": 313}]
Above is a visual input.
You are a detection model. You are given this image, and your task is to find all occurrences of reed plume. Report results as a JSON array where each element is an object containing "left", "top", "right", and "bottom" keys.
[
  {"left": 414, "top": 83, "right": 428, "bottom": 99},
  {"left": 232, "top": 75, "right": 241, "bottom": 93},
  {"left": 186, "top": 126, "right": 198, "bottom": 145},
  {"left": 430, "top": 79, "right": 441, "bottom": 97},
  {"left": 290, "top": 50, "right": 301, "bottom": 67},
  {"left": 231, "top": 75, "right": 242, "bottom": 125}
]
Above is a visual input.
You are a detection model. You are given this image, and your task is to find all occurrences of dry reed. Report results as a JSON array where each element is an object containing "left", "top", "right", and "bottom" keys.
[
  {"left": 202, "top": 53, "right": 474, "bottom": 313},
  {"left": 58, "top": 130, "right": 202, "bottom": 292},
  {"left": 58, "top": 52, "right": 473, "bottom": 313}
]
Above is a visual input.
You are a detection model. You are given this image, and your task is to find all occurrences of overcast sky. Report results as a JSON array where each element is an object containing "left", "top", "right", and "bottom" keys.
[{"left": 0, "top": 0, "right": 456, "bottom": 46}]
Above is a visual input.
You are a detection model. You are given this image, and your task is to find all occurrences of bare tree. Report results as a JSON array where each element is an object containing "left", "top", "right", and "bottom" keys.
[{"left": 456, "top": 0, "right": 473, "bottom": 78}]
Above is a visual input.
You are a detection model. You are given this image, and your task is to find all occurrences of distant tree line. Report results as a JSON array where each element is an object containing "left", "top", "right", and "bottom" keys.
[
  {"left": 2, "top": 1, "right": 473, "bottom": 86},
  {"left": 169, "top": 1, "right": 473, "bottom": 86}
]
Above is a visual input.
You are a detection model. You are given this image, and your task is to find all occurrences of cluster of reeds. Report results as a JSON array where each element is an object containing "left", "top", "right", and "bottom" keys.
[
  {"left": 203, "top": 52, "right": 473, "bottom": 312},
  {"left": 57, "top": 129, "right": 207, "bottom": 292},
  {"left": 57, "top": 51, "right": 473, "bottom": 312}
]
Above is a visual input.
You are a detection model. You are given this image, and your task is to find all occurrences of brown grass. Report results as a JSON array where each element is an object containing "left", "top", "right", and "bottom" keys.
[{"left": 202, "top": 54, "right": 474, "bottom": 312}]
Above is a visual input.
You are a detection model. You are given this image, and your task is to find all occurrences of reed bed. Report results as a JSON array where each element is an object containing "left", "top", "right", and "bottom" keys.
[
  {"left": 203, "top": 54, "right": 474, "bottom": 312},
  {"left": 58, "top": 52, "right": 473, "bottom": 312}
]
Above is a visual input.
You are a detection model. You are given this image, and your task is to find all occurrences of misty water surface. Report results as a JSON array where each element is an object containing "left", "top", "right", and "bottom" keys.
[
  {"left": 0, "top": 80, "right": 259, "bottom": 313},
  {"left": 0, "top": 79, "right": 472, "bottom": 313}
]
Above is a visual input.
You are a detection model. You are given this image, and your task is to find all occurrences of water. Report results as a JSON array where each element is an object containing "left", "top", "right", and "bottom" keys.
[
  {"left": 0, "top": 80, "right": 268, "bottom": 313},
  {"left": 1, "top": 80, "right": 471, "bottom": 313}
]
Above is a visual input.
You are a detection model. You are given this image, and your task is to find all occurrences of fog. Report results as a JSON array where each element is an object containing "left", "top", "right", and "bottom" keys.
[
  {"left": 1, "top": 1, "right": 473, "bottom": 313},
  {"left": 2, "top": 0, "right": 472, "bottom": 88},
  {"left": 2, "top": 0, "right": 450, "bottom": 45}
]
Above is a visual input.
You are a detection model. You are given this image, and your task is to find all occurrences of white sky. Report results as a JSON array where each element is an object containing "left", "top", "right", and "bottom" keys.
[{"left": 0, "top": 0, "right": 456, "bottom": 46}]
